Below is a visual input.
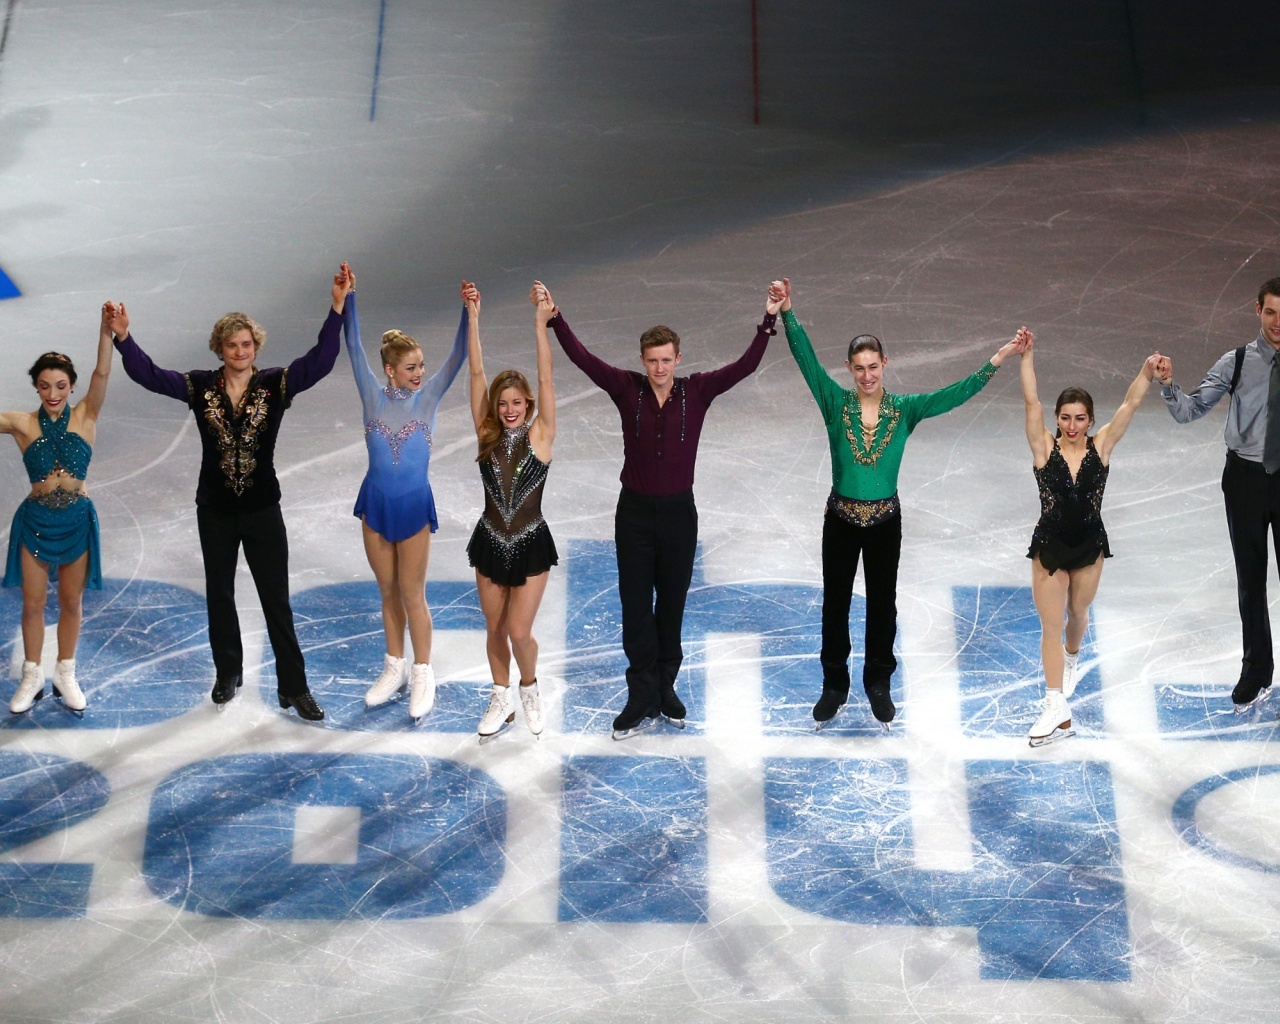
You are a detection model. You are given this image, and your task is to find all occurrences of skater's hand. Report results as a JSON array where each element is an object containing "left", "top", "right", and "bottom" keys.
[
  {"left": 461, "top": 280, "right": 481, "bottom": 315},
  {"left": 531, "top": 280, "right": 556, "bottom": 322},
  {"left": 332, "top": 262, "right": 355, "bottom": 311},
  {"left": 102, "top": 301, "right": 129, "bottom": 339}
]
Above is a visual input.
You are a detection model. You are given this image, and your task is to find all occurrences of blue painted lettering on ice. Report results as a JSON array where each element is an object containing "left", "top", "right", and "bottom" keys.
[
  {"left": 143, "top": 753, "right": 506, "bottom": 918},
  {"left": 764, "top": 757, "right": 1131, "bottom": 981}
]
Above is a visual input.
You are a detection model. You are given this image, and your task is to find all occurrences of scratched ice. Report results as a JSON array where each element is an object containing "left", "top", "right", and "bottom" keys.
[{"left": 1, "top": 2, "right": 1279, "bottom": 1022}]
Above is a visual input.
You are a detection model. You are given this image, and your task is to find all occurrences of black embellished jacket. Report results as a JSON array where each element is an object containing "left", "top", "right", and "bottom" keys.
[{"left": 114, "top": 308, "right": 342, "bottom": 513}]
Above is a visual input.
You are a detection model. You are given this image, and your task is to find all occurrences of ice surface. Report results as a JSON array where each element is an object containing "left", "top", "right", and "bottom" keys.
[{"left": 2, "top": 3, "right": 1280, "bottom": 1022}]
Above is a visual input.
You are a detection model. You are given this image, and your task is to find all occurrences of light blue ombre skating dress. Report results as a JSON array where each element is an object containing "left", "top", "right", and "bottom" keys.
[{"left": 343, "top": 293, "right": 468, "bottom": 541}]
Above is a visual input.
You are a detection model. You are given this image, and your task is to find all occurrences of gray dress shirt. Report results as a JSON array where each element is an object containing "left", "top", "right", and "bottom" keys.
[{"left": 1162, "top": 333, "right": 1279, "bottom": 462}]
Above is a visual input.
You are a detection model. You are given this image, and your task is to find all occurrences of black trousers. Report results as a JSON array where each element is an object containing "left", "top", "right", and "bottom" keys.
[
  {"left": 197, "top": 503, "right": 308, "bottom": 696},
  {"left": 1222, "top": 452, "right": 1280, "bottom": 686},
  {"left": 614, "top": 488, "right": 698, "bottom": 710},
  {"left": 820, "top": 510, "right": 902, "bottom": 692}
]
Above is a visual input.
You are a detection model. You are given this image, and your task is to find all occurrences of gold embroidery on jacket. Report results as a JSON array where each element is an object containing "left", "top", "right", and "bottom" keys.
[
  {"left": 202, "top": 375, "right": 270, "bottom": 497},
  {"left": 842, "top": 392, "right": 899, "bottom": 467}
]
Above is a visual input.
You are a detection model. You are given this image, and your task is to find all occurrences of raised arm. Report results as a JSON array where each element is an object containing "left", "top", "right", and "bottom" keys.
[
  {"left": 1160, "top": 351, "right": 1232, "bottom": 423},
  {"left": 111, "top": 301, "right": 190, "bottom": 403},
  {"left": 77, "top": 301, "right": 121, "bottom": 423},
  {"left": 777, "top": 278, "right": 846, "bottom": 424},
  {"left": 421, "top": 303, "right": 468, "bottom": 410},
  {"left": 530, "top": 281, "right": 557, "bottom": 453},
  {"left": 1018, "top": 328, "right": 1050, "bottom": 465},
  {"left": 692, "top": 286, "right": 779, "bottom": 402},
  {"left": 284, "top": 262, "right": 354, "bottom": 400},
  {"left": 1095, "top": 353, "right": 1159, "bottom": 462},
  {"left": 544, "top": 289, "right": 632, "bottom": 397},
  {"left": 342, "top": 289, "right": 380, "bottom": 406},
  {"left": 464, "top": 280, "right": 487, "bottom": 432},
  {"left": 904, "top": 327, "right": 1027, "bottom": 426}
]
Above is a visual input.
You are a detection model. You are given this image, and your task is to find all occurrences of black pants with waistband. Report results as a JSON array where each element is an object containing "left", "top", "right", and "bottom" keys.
[
  {"left": 1222, "top": 451, "right": 1280, "bottom": 687},
  {"left": 614, "top": 487, "right": 698, "bottom": 711},
  {"left": 820, "top": 509, "right": 901, "bottom": 692},
  {"left": 197, "top": 502, "right": 309, "bottom": 697}
]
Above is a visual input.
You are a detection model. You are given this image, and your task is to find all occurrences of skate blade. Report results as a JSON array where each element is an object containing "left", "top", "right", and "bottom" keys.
[
  {"left": 1028, "top": 724, "right": 1075, "bottom": 748},
  {"left": 478, "top": 724, "right": 514, "bottom": 745},
  {"left": 612, "top": 716, "right": 660, "bottom": 741},
  {"left": 479, "top": 713, "right": 516, "bottom": 744},
  {"left": 281, "top": 710, "right": 327, "bottom": 727},
  {"left": 878, "top": 720, "right": 891, "bottom": 734},
  {"left": 662, "top": 715, "right": 687, "bottom": 730},
  {"left": 1234, "top": 689, "right": 1271, "bottom": 714}
]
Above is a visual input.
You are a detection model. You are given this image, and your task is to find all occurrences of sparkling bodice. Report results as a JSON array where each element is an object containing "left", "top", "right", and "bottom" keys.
[
  {"left": 22, "top": 407, "right": 92, "bottom": 484},
  {"left": 479, "top": 425, "right": 549, "bottom": 542},
  {"left": 1032, "top": 437, "right": 1108, "bottom": 543}
]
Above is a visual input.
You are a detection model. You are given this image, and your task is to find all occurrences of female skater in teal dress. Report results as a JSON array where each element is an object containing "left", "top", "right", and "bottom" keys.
[
  {"left": 344, "top": 283, "right": 467, "bottom": 720},
  {"left": 1, "top": 303, "right": 117, "bottom": 714}
]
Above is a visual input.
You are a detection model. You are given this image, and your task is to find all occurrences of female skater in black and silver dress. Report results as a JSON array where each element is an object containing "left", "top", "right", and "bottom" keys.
[
  {"left": 464, "top": 280, "right": 558, "bottom": 740},
  {"left": 1020, "top": 328, "right": 1160, "bottom": 746}
]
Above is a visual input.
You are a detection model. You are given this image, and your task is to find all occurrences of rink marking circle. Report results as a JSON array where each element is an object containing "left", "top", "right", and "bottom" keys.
[{"left": 1171, "top": 765, "right": 1280, "bottom": 874}]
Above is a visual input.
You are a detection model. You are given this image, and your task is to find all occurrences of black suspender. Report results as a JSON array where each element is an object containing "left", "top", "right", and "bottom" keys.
[{"left": 1228, "top": 346, "right": 1246, "bottom": 395}]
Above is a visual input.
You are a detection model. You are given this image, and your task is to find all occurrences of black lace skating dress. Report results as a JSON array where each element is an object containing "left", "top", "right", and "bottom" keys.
[
  {"left": 1027, "top": 436, "right": 1112, "bottom": 575},
  {"left": 467, "top": 424, "right": 558, "bottom": 586}
]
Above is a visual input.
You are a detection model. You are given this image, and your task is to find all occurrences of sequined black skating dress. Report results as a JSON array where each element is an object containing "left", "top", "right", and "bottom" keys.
[
  {"left": 467, "top": 423, "right": 557, "bottom": 587},
  {"left": 1027, "top": 436, "right": 1112, "bottom": 574}
]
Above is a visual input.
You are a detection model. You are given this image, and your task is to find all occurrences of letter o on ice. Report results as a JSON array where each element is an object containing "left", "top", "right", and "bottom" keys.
[{"left": 143, "top": 753, "right": 507, "bottom": 918}]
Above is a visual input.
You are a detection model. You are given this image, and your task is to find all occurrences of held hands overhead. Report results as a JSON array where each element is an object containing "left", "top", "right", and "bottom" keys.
[
  {"left": 530, "top": 281, "right": 556, "bottom": 325},
  {"left": 102, "top": 301, "right": 129, "bottom": 340},
  {"left": 768, "top": 278, "right": 792, "bottom": 314},
  {"left": 991, "top": 326, "right": 1032, "bottom": 367},
  {"left": 332, "top": 262, "right": 356, "bottom": 309},
  {"left": 461, "top": 280, "right": 481, "bottom": 316}
]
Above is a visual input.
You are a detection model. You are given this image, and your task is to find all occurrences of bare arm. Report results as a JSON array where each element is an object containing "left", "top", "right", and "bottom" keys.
[
  {"left": 530, "top": 281, "right": 557, "bottom": 456},
  {"left": 77, "top": 301, "right": 122, "bottom": 424},
  {"left": 1018, "top": 329, "right": 1050, "bottom": 465},
  {"left": 0, "top": 409, "right": 32, "bottom": 438},
  {"left": 1095, "top": 353, "right": 1159, "bottom": 462},
  {"left": 464, "top": 281, "right": 487, "bottom": 433}
]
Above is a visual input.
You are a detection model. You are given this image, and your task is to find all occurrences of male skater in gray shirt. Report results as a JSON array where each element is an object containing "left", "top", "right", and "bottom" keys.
[{"left": 1158, "top": 276, "right": 1280, "bottom": 711}]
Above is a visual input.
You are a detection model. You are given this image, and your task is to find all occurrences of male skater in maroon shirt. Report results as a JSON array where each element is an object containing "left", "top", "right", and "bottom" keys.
[{"left": 537, "top": 281, "right": 781, "bottom": 738}]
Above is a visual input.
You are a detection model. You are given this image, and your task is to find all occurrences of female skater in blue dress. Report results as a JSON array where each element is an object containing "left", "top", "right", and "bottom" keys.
[
  {"left": 2, "top": 303, "right": 116, "bottom": 714},
  {"left": 344, "top": 283, "right": 468, "bottom": 719}
]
